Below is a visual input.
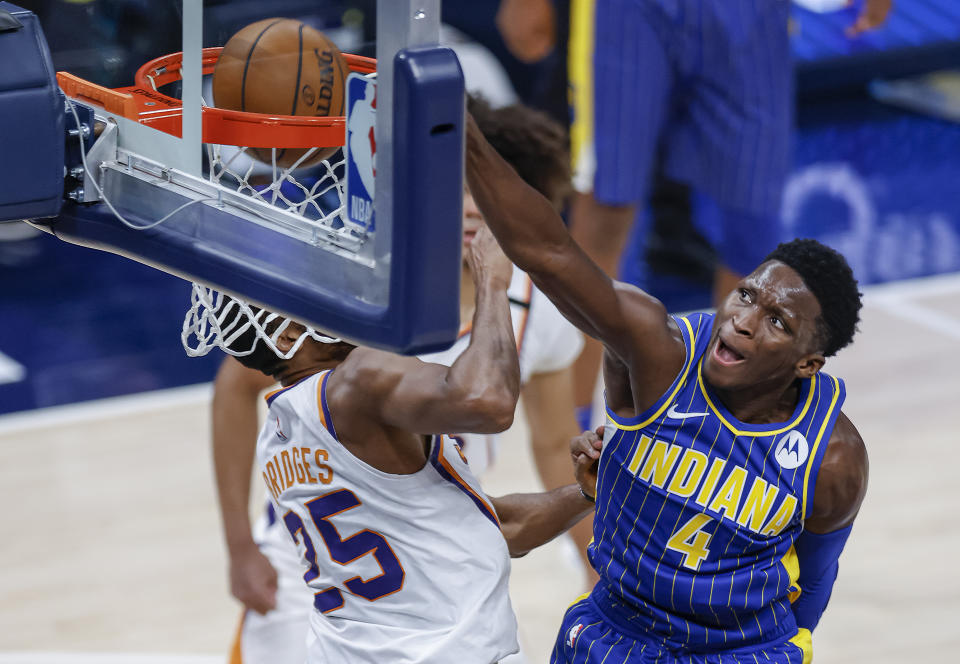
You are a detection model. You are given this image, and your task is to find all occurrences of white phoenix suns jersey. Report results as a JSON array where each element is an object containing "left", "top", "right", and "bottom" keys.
[
  {"left": 256, "top": 370, "right": 518, "bottom": 664},
  {"left": 418, "top": 266, "right": 583, "bottom": 474}
]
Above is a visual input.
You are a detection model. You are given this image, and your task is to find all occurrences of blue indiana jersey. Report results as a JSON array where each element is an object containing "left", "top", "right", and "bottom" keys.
[{"left": 588, "top": 312, "right": 845, "bottom": 652}]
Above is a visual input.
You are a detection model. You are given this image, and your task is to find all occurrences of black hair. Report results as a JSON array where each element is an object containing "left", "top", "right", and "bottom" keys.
[
  {"left": 467, "top": 95, "right": 571, "bottom": 207},
  {"left": 763, "top": 238, "right": 862, "bottom": 357}
]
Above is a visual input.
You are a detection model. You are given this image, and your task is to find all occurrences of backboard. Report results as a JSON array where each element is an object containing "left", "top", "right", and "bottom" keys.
[{"left": 15, "top": 0, "right": 465, "bottom": 355}]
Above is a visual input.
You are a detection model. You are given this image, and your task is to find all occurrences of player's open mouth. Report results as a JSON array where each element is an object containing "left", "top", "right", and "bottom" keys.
[{"left": 713, "top": 338, "right": 745, "bottom": 366}]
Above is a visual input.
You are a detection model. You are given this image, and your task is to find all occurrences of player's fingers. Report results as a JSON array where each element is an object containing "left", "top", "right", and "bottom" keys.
[
  {"left": 249, "top": 598, "right": 274, "bottom": 615},
  {"left": 592, "top": 425, "right": 605, "bottom": 450},
  {"left": 574, "top": 451, "right": 596, "bottom": 467},
  {"left": 237, "top": 585, "right": 273, "bottom": 615},
  {"left": 570, "top": 432, "right": 601, "bottom": 459}
]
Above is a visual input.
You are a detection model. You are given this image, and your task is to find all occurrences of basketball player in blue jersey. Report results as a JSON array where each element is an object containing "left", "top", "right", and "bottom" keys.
[{"left": 466, "top": 115, "right": 868, "bottom": 663}]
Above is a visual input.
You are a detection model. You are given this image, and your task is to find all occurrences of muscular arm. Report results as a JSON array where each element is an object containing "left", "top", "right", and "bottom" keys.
[
  {"left": 791, "top": 412, "right": 868, "bottom": 631},
  {"left": 332, "top": 227, "right": 520, "bottom": 435},
  {"left": 492, "top": 485, "right": 595, "bottom": 557},
  {"left": 806, "top": 412, "right": 868, "bottom": 534},
  {"left": 211, "top": 357, "right": 279, "bottom": 614},
  {"left": 464, "top": 115, "right": 684, "bottom": 407}
]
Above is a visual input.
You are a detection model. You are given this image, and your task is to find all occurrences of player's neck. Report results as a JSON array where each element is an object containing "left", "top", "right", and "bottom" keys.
[
  {"left": 277, "top": 348, "right": 346, "bottom": 387},
  {"left": 713, "top": 378, "right": 802, "bottom": 425}
]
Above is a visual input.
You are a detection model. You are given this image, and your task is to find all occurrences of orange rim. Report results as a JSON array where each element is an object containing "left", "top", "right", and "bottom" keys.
[{"left": 57, "top": 47, "right": 376, "bottom": 148}]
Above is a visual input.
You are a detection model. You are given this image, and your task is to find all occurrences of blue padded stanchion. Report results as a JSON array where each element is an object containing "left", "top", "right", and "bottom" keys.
[{"left": 0, "top": 2, "right": 64, "bottom": 222}]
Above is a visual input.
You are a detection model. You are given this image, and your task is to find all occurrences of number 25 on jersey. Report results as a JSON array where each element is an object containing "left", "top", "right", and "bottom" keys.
[{"left": 283, "top": 488, "right": 405, "bottom": 612}]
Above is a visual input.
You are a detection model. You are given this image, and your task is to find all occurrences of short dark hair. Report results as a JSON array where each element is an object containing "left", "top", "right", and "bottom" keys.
[
  {"left": 763, "top": 239, "right": 862, "bottom": 357},
  {"left": 468, "top": 95, "right": 571, "bottom": 207}
]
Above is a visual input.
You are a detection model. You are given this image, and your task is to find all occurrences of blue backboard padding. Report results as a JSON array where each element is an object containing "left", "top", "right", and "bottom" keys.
[
  {"left": 0, "top": 2, "right": 64, "bottom": 222},
  {"left": 389, "top": 47, "right": 464, "bottom": 354},
  {"left": 792, "top": 2, "right": 960, "bottom": 92},
  {"left": 44, "top": 47, "right": 465, "bottom": 356}
]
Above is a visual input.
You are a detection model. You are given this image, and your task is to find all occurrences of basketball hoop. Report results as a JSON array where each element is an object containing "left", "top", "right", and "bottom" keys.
[
  {"left": 58, "top": 47, "right": 377, "bottom": 358},
  {"left": 50, "top": 2, "right": 464, "bottom": 357},
  {"left": 57, "top": 47, "right": 377, "bottom": 230}
]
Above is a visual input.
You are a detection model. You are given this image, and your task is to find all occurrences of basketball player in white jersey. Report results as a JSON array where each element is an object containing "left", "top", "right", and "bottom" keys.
[
  {"left": 217, "top": 220, "right": 594, "bottom": 664},
  {"left": 212, "top": 101, "right": 593, "bottom": 663}
]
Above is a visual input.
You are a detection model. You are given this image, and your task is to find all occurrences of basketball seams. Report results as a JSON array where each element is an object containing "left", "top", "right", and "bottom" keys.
[
  {"left": 276, "top": 22, "right": 307, "bottom": 165},
  {"left": 241, "top": 18, "right": 285, "bottom": 114},
  {"left": 217, "top": 18, "right": 347, "bottom": 168},
  {"left": 291, "top": 23, "right": 305, "bottom": 116}
]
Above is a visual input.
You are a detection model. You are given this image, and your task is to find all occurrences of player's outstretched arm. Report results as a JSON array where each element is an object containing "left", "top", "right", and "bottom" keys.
[
  {"left": 493, "top": 437, "right": 600, "bottom": 557},
  {"left": 492, "top": 485, "right": 595, "bottom": 558},
  {"left": 791, "top": 412, "right": 868, "bottom": 631},
  {"left": 464, "top": 113, "right": 682, "bottom": 379},
  {"left": 211, "top": 357, "right": 279, "bottom": 615},
  {"left": 335, "top": 226, "right": 520, "bottom": 435}
]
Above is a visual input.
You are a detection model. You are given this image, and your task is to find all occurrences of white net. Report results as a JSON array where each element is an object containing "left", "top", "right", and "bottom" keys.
[
  {"left": 182, "top": 282, "right": 340, "bottom": 358},
  {"left": 172, "top": 72, "right": 375, "bottom": 359},
  {"left": 208, "top": 144, "right": 348, "bottom": 228}
]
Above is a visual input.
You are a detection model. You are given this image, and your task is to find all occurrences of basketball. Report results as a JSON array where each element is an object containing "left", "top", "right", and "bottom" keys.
[{"left": 212, "top": 18, "right": 348, "bottom": 168}]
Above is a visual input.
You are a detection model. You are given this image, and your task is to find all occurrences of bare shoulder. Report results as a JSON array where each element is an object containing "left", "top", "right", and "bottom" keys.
[
  {"left": 613, "top": 280, "right": 684, "bottom": 356},
  {"left": 611, "top": 281, "right": 686, "bottom": 407},
  {"left": 806, "top": 411, "right": 869, "bottom": 532},
  {"left": 327, "top": 348, "right": 412, "bottom": 403}
]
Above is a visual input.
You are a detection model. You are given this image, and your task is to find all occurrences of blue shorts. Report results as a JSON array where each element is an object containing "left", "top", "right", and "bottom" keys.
[
  {"left": 551, "top": 593, "right": 808, "bottom": 664},
  {"left": 569, "top": 0, "right": 792, "bottom": 269}
]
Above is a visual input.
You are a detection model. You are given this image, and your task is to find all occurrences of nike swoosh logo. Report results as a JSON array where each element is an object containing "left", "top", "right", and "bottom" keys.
[{"left": 666, "top": 403, "right": 709, "bottom": 420}]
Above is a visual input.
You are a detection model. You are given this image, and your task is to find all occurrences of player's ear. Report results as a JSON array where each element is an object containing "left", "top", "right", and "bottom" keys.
[
  {"left": 275, "top": 322, "right": 306, "bottom": 353},
  {"left": 794, "top": 353, "right": 824, "bottom": 380}
]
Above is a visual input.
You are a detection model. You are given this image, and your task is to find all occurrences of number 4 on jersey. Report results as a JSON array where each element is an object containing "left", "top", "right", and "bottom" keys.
[{"left": 665, "top": 514, "right": 715, "bottom": 570}]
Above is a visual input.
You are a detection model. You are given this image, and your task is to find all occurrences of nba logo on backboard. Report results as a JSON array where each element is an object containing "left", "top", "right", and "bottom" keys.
[{"left": 345, "top": 73, "right": 376, "bottom": 232}]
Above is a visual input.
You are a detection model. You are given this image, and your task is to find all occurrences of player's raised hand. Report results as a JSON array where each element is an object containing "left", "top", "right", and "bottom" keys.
[
  {"left": 467, "top": 224, "right": 514, "bottom": 290},
  {"left": 229, "top": 545, "right": 278, "bottom": 615},
  {"left": 571, "top": 426, "right": 604, "bottom": 499},
  {"left": 846, "top": 0, "right": 892, "bottom": 37}
]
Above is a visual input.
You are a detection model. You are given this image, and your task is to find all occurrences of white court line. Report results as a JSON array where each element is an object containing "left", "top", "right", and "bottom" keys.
[
  {"left": 868, "top": 297, "right": 960, "bottom": 340},
  {"left": 0, "top": 655, "right": 220, "bottom": 664},
  {"left": 0, "top": 383, "right": 212, "bottom": 436},
  {"left": 861, "top": 270, "right": 960, "bottom": 301},
  {"left": 864, "top": 272, "right": 960, "bottom": 340}
]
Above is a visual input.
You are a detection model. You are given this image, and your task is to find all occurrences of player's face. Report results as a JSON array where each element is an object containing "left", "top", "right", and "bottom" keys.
[
  {"left": 462, "top": 187, "right": 485, "bottom": 254},
  {"left": 703, "top": 262, "right": 824, "bottom": 390}
]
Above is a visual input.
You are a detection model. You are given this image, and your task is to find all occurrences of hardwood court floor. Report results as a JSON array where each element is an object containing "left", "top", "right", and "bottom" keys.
[{"left": 1, "top": 274, "right": 958, "bottom": 663}]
